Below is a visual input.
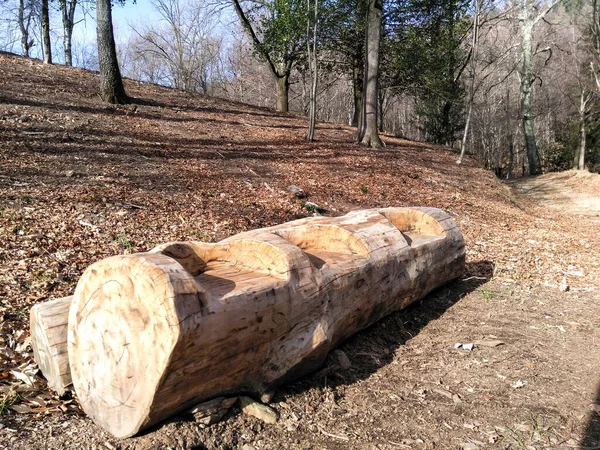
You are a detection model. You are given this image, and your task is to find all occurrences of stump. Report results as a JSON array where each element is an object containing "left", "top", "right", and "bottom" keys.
[{"left": 33, "top": 207, "right": 464, "bottom": 438}]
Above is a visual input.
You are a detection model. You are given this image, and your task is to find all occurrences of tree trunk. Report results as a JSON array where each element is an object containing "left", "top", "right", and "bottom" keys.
[
  {"left": 59, "top": 0, "right": 77, "bottom": 67},
  {"left": 352, "top": 56, "right": 363, "bottom": 127},
  {"left": 18, "top": 0, "right": 32, "bottom": 58},
  {"left": 441, "top": 101, "right": 452, "bottom": 146},
  {"left": 276, "top": 74, "right": 289, "bottom": 113},
  {"left": 575, "top": 92, "right": 588, "bottom": 170},
  {"left": 306, "top": 0, "right": 318, "bottom": 141},
  {"left": 359, "top": 0, "right": 384, "bottom": 148},
  {"left": 457, "top": 0, "right": 480, "bottom": 165},
  {"left": 457, "top": 99, "right": 473, "bottom": 164},
  {"left": 518, "top": 0, "right": 556, "bottom": 176},
  {"left": 96, "top": 0, "right": 129, "bottom": 104},
  {"left": 41, "top": 0, "right": 52, "bottom": 64},
  {"left": 507, "top": 137, "right": 514, "bottom": 179},
  {"left": 59, "top": 207, "right": 465, "bottom": 438},
  {"left": 378, "top": 85, "right": 385, "bottom": 133}
]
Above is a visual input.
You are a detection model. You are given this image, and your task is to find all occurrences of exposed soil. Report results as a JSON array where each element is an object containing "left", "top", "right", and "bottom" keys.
[
  {"left": 508, "top": 171, "right": 600, "bottom": 221},
  {"left": 1, "top": 53, "right": 600, "bottom": 449}
]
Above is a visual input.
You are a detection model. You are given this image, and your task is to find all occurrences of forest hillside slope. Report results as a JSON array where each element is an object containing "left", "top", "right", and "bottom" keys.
[{"left": 1, "top": 53, "right": 600, "bottom": 449}]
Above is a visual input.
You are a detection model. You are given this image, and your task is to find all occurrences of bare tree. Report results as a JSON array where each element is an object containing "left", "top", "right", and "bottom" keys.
[
  {"left": 457, "top": 0, "right": 483, "bottom": 165},
  {"left": 517, "top": 0, "right": 561, "bottom": 175},
  {"left": 129, "top": 0, "right": 222, "bottom": 94},
  {"left": 569, "top": 11, "right": 596, "bottom": 171},
  {"left": 574, "top": 90, "right": 593, "bottom": 170},
  {"left": 593, "top": 0, "right": 600, "bottom": 92},
  {"left": 58, "top": 0, "right": 77, "bottom": 66},
  {"left": 18, "top": 0, "right": 35, "bottom": 58}
]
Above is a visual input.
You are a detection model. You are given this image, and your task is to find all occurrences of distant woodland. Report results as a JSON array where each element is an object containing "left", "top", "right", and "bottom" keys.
[{"left": 1, "top": 0, "right": 599, "bottom": 176}]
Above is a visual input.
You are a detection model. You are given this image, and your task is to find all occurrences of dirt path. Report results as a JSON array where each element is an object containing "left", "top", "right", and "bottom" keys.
[{"left": 508, "top": 171, "right": 600, "bottom": 220}]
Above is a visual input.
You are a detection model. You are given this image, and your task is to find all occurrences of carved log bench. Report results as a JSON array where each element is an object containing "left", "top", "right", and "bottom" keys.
[{"left": 30, "top": 207, "right": 465, "bottom": 438}]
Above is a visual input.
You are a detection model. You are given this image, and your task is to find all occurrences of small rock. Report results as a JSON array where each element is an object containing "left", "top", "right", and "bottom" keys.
[
  {"left": 260, "top": 390, "right": 275, "bottom": 403},
  {"left": 559, "top": 277, "right": 569, "bottom": 292},
  {"left": 241, "top": 445, "right": 256, "bottom": 450},
  {"left": 189, "top": 396, "right": 237, "bottom": 425},
  {"left": 512, "top": 380, "right": 526, "bottom": 389},
  {"left": 454, "top": 342, "right": 474, "bottom": 351},
  {"left": 303, "top": 201, "right": 325, "bottom": 214},
  {"left": 239, "top": 396, "right": 278, "bottom": 424},
  {"left": 487, "top": 432, "right": 499, "bottom": 443},
  {"left": 65, "top": 170, "right": 75, "bottom": 178},
  {"left": 461, "top": 443, "right": 479, "bottom": 450},
  {"left": 331, "top": 349, "right": 351, "bottom": 370},
  {"left": 287, "top": 185, "right": 307, "bottom": 198}
]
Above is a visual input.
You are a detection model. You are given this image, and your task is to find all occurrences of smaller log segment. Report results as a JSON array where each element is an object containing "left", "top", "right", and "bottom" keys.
[{"left": 30, "top": 296, "right": 72, "bottom": 395}]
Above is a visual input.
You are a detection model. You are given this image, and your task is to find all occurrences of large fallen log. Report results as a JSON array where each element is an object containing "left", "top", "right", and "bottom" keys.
[{"left": 34, "top": 207, "right": 463, "bottom": 438}]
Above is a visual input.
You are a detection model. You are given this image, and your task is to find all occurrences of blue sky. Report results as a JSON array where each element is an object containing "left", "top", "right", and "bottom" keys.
[
  {"left": 0, "top": 0, "right": 234, "bottom": 65},
  {"left": 75, "top": 1, "right": 233, "bottom": 47},
  {"left": 74, "top": 2, "right": 163, "bottom": 44},
  {"left": 112, "top": 2, "right": 162, "bottom": 35}
]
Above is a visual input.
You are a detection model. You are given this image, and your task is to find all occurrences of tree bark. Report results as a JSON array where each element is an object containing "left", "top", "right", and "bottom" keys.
[
  {"left": 41, "top": 0, "right": 52, "bottom": 64},
  {"left": 59, "top": 0, "right": 77, "bottom": 67},
  {"left": 62, "top": 207, "right": 464, "bottom": 438},
  {"left": 276, "top": 74, "right": 290, "bottom": 113},
  {"left": 96, "top": 0, "right": 129, "bottom": 104},
  {"left": 359, "top": 0, "right": 384, "bottom": 148}
]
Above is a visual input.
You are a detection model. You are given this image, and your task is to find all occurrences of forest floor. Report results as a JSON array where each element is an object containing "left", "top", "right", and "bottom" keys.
[{"left": 1, "top": 52, "right": 600, "bottom": 450}]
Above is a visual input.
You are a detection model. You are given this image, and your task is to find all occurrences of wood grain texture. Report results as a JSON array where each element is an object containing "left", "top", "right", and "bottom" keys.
[
  {"left": 30, "top": 296, "right": 72, "bottom": 395},
  {"left": 61, "top": 207, "right": 464, "bottom": 438}
]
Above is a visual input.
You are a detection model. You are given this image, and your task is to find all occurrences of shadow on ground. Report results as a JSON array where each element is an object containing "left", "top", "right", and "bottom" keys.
[
  {"left": 276, "top": 261, "right": 494, "bottom": 397},
  {"left": 582, "top": 383, "right": 600, "bottom": 448}
]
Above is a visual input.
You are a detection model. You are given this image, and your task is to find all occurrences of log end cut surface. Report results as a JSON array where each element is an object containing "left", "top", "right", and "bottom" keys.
[{"left": 68, "top": 253, "right": 201, "bottom": 438}]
